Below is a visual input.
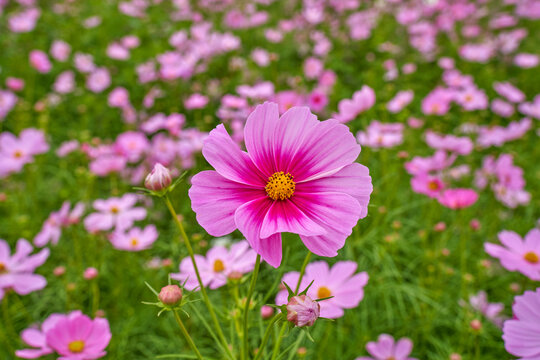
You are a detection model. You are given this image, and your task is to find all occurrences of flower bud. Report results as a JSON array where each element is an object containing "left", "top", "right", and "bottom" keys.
[
  {"left": 83, "top": 267, "right": 98, "bottom": 280},
  {"left": 53, "top": 266, "right": 66, "bottom": 277},
  {"left": 145, "top": 163, "right": 172, "bottom": 192},
  {"left": 286, "top": 295, "right": 320, "bottom": 327},
  {"left": 260, "top": 305, "right": 274, "bottom": 320},
  {"left": 159, "top": 285, "right": 183, "bottom": 306},
  {"left": 470, "top": 319, "right": 482, "bottom": 331}
]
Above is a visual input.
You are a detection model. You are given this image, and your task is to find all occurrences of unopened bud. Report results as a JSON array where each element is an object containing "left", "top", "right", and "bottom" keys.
[
  {"left": 145, "top": 163, "right": 172, "bottom": 192},
  {"left": 159, "top": 285, "right": 183, "bottom": 306},
  {"left": 83, "top": 267, "right": 98, "bottom": 280},
  {"left": 260, "top": 305, "right": 274, "bottom": 320},
  {"left": 470, "top": 319, "right": 482, "bottom": 331},
  {"left": 286, "top": 295, "right": 320, "bottom": 327}
]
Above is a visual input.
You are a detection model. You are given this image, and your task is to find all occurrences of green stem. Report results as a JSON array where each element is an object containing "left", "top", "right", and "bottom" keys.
[
  {"left": 295, "top": 252, "right": 312, "bottom": 294},
  {"left": 270, "top": 323, "right": 288, "bottom": 360},
  {"left": 242, "top": 254, "right": 262, "bottom": 360},
  {"left": 173, "top": 310, "right": 204, "bottom": 360},
  {"left": 1, "top": 294, "right": 16, "bottom": 354},
  {"left": 253, "top": 314, "right": 282, "bottom": 360},
  {"left": 164, "top": 195, "right": 234, "bottom": 360}
]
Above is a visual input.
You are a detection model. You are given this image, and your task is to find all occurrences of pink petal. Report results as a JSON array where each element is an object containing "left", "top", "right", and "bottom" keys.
[
  {"left": 394, "top": 338, "right": 414, "bottom": 360},
  {"left": 21, "top": 329, "right": 46, "bottom": 348},
  {"left": 202, "top": 124, "right": 266, "bottom": 186},
  {"left": 189, "top": 170, "right": 264, "bottom": 237},
  {"left": 498, "top": 231, "right": 525, "bottom": 252},
  {"left": 260, "top": 200, "right": 326, "bottom": 239}
]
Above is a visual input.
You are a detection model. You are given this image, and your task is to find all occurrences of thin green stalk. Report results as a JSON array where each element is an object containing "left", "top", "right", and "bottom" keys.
[
  {"left": 242, "top": 254, "right": 262, "bottom": 360},
  {"left": 253, "top": 314, "right": 281, "bottom": 360},
  {"left": 271, "top": 251, "right": 312, "bottom": 360},
  {"left": 1, "top": 294, "right": 16, "bottom": 354},
  {"left": 173, "top": 310, "right": 204, "bottom": 360},
  {"left": 163, "top": 195, "right": 234, "bottom": 360}
]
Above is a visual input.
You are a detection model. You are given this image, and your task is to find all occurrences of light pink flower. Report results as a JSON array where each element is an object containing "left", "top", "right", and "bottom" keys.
[
  {"left": 0, "top": 90, "right": 17, "bottom": 120},
  {"left": 485, "top": 229, "right": 540, "bottom": 281},
  {"left": 0, "top": 239, "right": 49, "bottom": 300},
  {"left": 6, "top": 77, "right": 25, "bottom": 92},
  {"left": 467, "top": 291, "right": 505, "bottom": 327},
  {"left": 437, "top": 188, "right": 478, "bottom": 209},
  {"left": 493, "top": 82, "right": 525, "bottom": 103},
  {"left": 29, "top": 50, "right": 52, "bottom": 73},
  {"left": 74, "top": 53, "right": 96, "bottom": 73},
  {"left": 184, "top": 93, "right": 209, "bottom": 109},
  {"left": 86, "top": 68, "right": 111, "bottom": 93},
  {"left": 411, "top": 173, "right": 445, "bottom": 198},
  {"left": 16, "top": 313, "right": 65, "bottom": 359},
  {"left": 491, "top": 99, "right": 515, "bottom": 118},
  {"left": 53, "top": 71, "right": 75, "bottom": 94},
  {"left": 425, "top": 131, "right": 473, "bottom": 155},
  {"left": 276, "top": 261, "right": 368, "bottom": 318},
  {"left": 357, "top": 121, "right": 404, "bottom": 148},
  {"left": 46, "top": 311, "right": 111, "bottom": 359},
  {"left": 84, "top": 194, "right": 146, "bottom": 233},
  {"left": 0, "top": 128, "right": 49, "bottom": 178},
  {"left": 110, "top": 225, "right": 158, "bottom": 251},
  {"left": 356, "top": 334, "right": 417, "bottom": 360},
  {"left": 8, "top": 8, "right": 40, "bottom": 33},
  {"left": 106, "top": 42, "right": 130, "bottom": 60},
  {"left": 171, "top": 240, "right": 257, "bottom": 290},
  {"left": 304, "top": 57, "right": 324, "bottom": 79},
  {"left": 307, "top": 90, "right": 328, "bottom": 112},
  {"left": 405, "top": 150, "right": 456, "bottom": 176},
  {"left": 108, "top": 87, "right": 130, "bottom": 108},
  {"left": 514, "top": 53, "right": 539, "bottom": 68},
  {"left": 335, "top": 86, "right": 376, "bottom": 123},
  {"left": 189, "top": 102, "right": 372, "bottom": 267},
  {"left": 502, "top": 288, "right": 540, "bottom": 360},
  {"left": 50, "top": 40, "right": 71, "bottom": 62},
  {"left": 386, "top": 90, "right": 414, "bottom": 113},
  {"left": 34, "top": 202, "right": 85, "bottom": 247}
]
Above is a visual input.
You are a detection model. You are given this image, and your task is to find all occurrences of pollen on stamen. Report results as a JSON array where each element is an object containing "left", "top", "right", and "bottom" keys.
[
  {"left": 524, "top": 251, "right": 539, "bottom": 264},
  {"left": 265, "top": 171, "right": 296, "bottom": 201}
]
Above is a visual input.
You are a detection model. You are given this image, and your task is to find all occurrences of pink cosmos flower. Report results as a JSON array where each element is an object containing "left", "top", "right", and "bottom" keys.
[
  {"left": 8, "top": 8, "right": 40, "bottom": 33},
  {"left": 0, "top": 90, "right": 17, "bottom": 121},
  {"left": 273, "top": 91, "right": 305, "bottom": 114},
  {"left": 74, "top": 53, "right": 96, "bottom": 73},
  {"left": 304, "top": 57, "right": 324, "bottom": 79},
  {"left": 6, "top": 77, "right": 25, "bottom": 92},
  {"left": 276, "top": 261, "right": 368, "bottom": 318},
  {"left": 286, "top": 295, "right": 320, "bottom": 327},
  {"left": 114, "top": 131, "right": 149, "bottom": 163},
  {"left": 16, "top": 313, "right": 65, "bottom": 359},
  {"left": 467, "top": 291, "right": 505, "bottom": 327},
  {"left": 53, "top": 71, "right": 75, "bottom": 94},
  {"left": 184, "top": 93, "right": 209, "bottom": 109},
  {"left": 84, "top": 194, "right": 146, "bottom": 233},
  {"left": 514, "top": 53, "right": 539, "bottom": 68},
  {"left": 56, "top": 140, "right": 80, "bottom": 157},
  {"left": 50, "top": 40, "right": 71, "bottom": 62},
  {"left": 386, "top": 90, "right": 414, "bottom": 113},
  {"left": 106, "top": 42, "right": 130, "bottom": 60},
  {"left": 335, "top": 86, "right": 376, "bottom": 123},
  {"left": 491, "top": 99, "right": 515, "bottom": 118},
  {"left": 110, "top": 225, "right": 158, "bottom": 251},
  {"left": 356, "top": 334, "right": 417, "bottom": 360},
  {"left": 45, "top": 310, "right": 111, "bottom": 359},
  {"left": 411, "top": 173, "right": 445, "bottom": 198},
  {"left": 485, "top": 229, "right": 540, "bottom": 281},
  {"left": 421, "top": 88, "right": 453, "bottom": 116},
  {"left": 425, "top": 131, "right": 473, "bottom": 155},
  {"left": 188, "top": 102, "right": 372, "bottom": 267},
  {"left": 477, "top": 118, "right": 531, "bottom": 148},
  {"left": 0, "top": 128, "right": 49, "bottom": 178},
  {"left": 456, "top": 86, "right": 488, "bottom": 111},
  {"left": 357, "top": 121, "right": 404, "bottom": 148},
  {"left": 108, "top": 87, "right": 130, "bottom": 108},
  {"left": 171, "top": 240, "right": 257, "bottom": 290},
  {"left": 0, "top": 238, "right": 49, "bottom": 300},
  {"left": 405, "top": 150, "right": 456, "bottom": 176},
  {"left": 437, "top": 188, "right": 478, "bottom": 209},
  {"left": 502, "top": 288, "right": 540, "bottom": 360},
  {"left": 29, "top": 50, "right": 52, "bottom": 73},
  {"left": 307, "top": 90, "right": 328, "bottom": 112},
  {"left": 493, "top": 82, "right": 525, "bottom": 103},
  {"left": 34, "top": 202, "right": 85, "bottom": 247},
  {"left": 86, "top": 68, "right": 111, "bottom": 93}
]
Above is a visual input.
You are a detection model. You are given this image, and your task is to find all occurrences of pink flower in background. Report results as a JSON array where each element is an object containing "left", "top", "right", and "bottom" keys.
[
  {"left": 386, "top": 90, "right": 414, "bottom": 113},
  {"left": 110, "top": 225, "right": 158, "bottom": 251},
  {"left": 425, "top": 131, "right": 474, "bottom": 155},
  {"left": 86, "top": 68, "right": 111, "bottom": 93},
  {"left": 171, "top": 240, "right": 257, "bottom": 290},
  {"left": 335, "top": 85, "right": 376, "bottom": 122},
  {"left": 56, "top": 140, "right": 80, "bottom": 157},
  {"left": 108, "top": 87, "right": 130, "bottom": 108},
  {"left": 514, "top": 53, "right": 539, "bottom": 68},
  {"left": 467, "top": 291, "right": 505, "bottom": 327},
  {"left": 6, "top": 77, "right": 25, "bottom": 92},
  {"left": 50, "top": 40, "right": 71, "bottom": 62},
  {"left": 0, "top": 128, "right": 49, "bottom": 178},
  {"left": 456, "top": 86, "right": 488, "bottom": 111},
  {"left": 304, "top": 57, "right": 324, "bottom": 79},
  {"left": 184, "top": 93, "right": 209, "bottom": 109},
  {"left": 34, "top": 202, "right": 85, "bottom": 247},
  {"left": 493, "top": 82, "right": 525, "bottom": 103},
  {"left": 476, "top": 118, "right": 531, "bottom": 148},
  {"left": 491, "top": 99, "right": 515, "bottom": 118},
  {"left": 0, "top": 90, "right": 17, "bottom": 120},
  {"left": 411, "top": 173, "right": 445, "bottom": 198},
  {"left": 74, "top": 53, "right": 96, "bottom": 73},
  {"left": 53, "top": 71, "right": 75, "bottom": 94},
  {"left": 84, "top": 194, "right": 146, "bottom": 233},
  {"left": 356, "top": 334, "right": 417, "bottom": 360},
  {"left": 0, "top": 238, "right": 49, "bottom": 300},
  {"left": 189, "top": 102, "right": 372, "bottom": 267},
  {"left": 437, "top": 188, "right": 478, "bottom": 209},
  {"left": 8, "top": 8, "right": 40, "bottom": 33},
  {"left": 307, "top": 90, "right": 328, "bottom": 112},
  {"left": 29, "top": 50, "right": 52, "bottom": 73},
  {"left": 485, "top": 229, "right": 540, "bottom": 281},
  {"left": 114, "top": 131, "right": 149, "bottom": 163},
  {"left": 45, "top": 311, "right": 111, "bottom": 359},
  {"left": 502, "top": 288, "right": 540, "bottom": 360},
  {"left": 405, "top": 150, "right": 456, "bottom": 176},
  {"left": 16, "top": 313, "right": 65, "bottom": 359},
  {"left": 276, "top": 261, "right": 368, "bottom": 318},
  {"left": 107, "top": 42, "right": 130, "bottom": 60},
  {"left": 273, "top": 91, "right": 304, "bottom": 114},
  {"left": 357, "top": 121, "right": 404, "bottom": 148},
  {"left": 421, "top": 88, "right": 452, "bottom": 116}
]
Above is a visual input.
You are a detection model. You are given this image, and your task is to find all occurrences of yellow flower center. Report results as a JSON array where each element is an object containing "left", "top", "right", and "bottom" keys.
[
  {"left": 428, "top": 180, "right": 440, "bottom": 191},
  {"left": 524, "top": 251, "right": 539, "bottom": 264},
  {"left": 465, "top": 94, "right": 473, "bottom": 102},
  {"left": 110, "top": 206, "right": 119, "bottom": 214},
  {"left": 265, "top": 172, "right": 295, "bottom": 201},
  {"left": 386, "top": 357, "right": 396, "bottom": 360},
  {"left": 0, "top": 262, "right": 7, "bottom": 274},
  {"left": 13, "top": 150, "right": 23, "bottom": 158},
  {"left": 68, "top": 340, "right": 85, "bottom": 353},
  {"left": 213, "top": 259, "right": 225, "bottom": 272},
  {"left": 317, "top": 286, "right": 332, "bottom": 299},
  {"left": 130, "top": 238, "right": 138, "bottom": 247}
]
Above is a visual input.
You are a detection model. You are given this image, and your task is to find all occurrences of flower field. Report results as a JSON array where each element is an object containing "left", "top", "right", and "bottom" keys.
[{"left": 1, "top": 0, "right": 540, "bottom": 359}]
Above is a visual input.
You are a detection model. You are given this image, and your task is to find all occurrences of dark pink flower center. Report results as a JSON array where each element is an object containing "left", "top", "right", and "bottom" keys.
[{"left": 265, "top": 172, "right": 295, "bottom": 201}]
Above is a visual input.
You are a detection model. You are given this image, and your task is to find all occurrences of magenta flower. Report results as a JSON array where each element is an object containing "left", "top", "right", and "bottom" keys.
[
  {"left": 110, "top": 225, "right": 158, "bottom": 251},
  {"left": 276, "top": 261, "right": 368, "bottom": 318},
  {"left": 503, "top": 288, "right": 540, "bottom": 360},
  {"left": 29, "top": 50, "right": 52, "bottom": 73},
  {"left": 171, "top": 240, "right": 257, "bottom": 290},
  {"left": 485, "top": 229, "right": 540, "bottom": 280},
  {"left": 356, "top": 334, "right": 417, "bottom": 360},
  {"left": 84, "top": 194, "right": 146, "bottom": 233},
  {"left": 410, "top": 173, "right": 445, "bottom": 198},
  {"left": 45, "top": 310, "right": 111, "bottom": 360},
  {"left": 437, "top": 188, "right": 478, "bottom": 209},
  {"left": 0, "top": 238, "right": 49, "bottom": 300},
  {"left": 34, "top": 201, "right": 85, "bottom": 247},
  {"left": 16, "top": 313, "right": 65, "bottom": 359},
  {"left": 189, "top": 102, "right": 372, "bottom": 267}
]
